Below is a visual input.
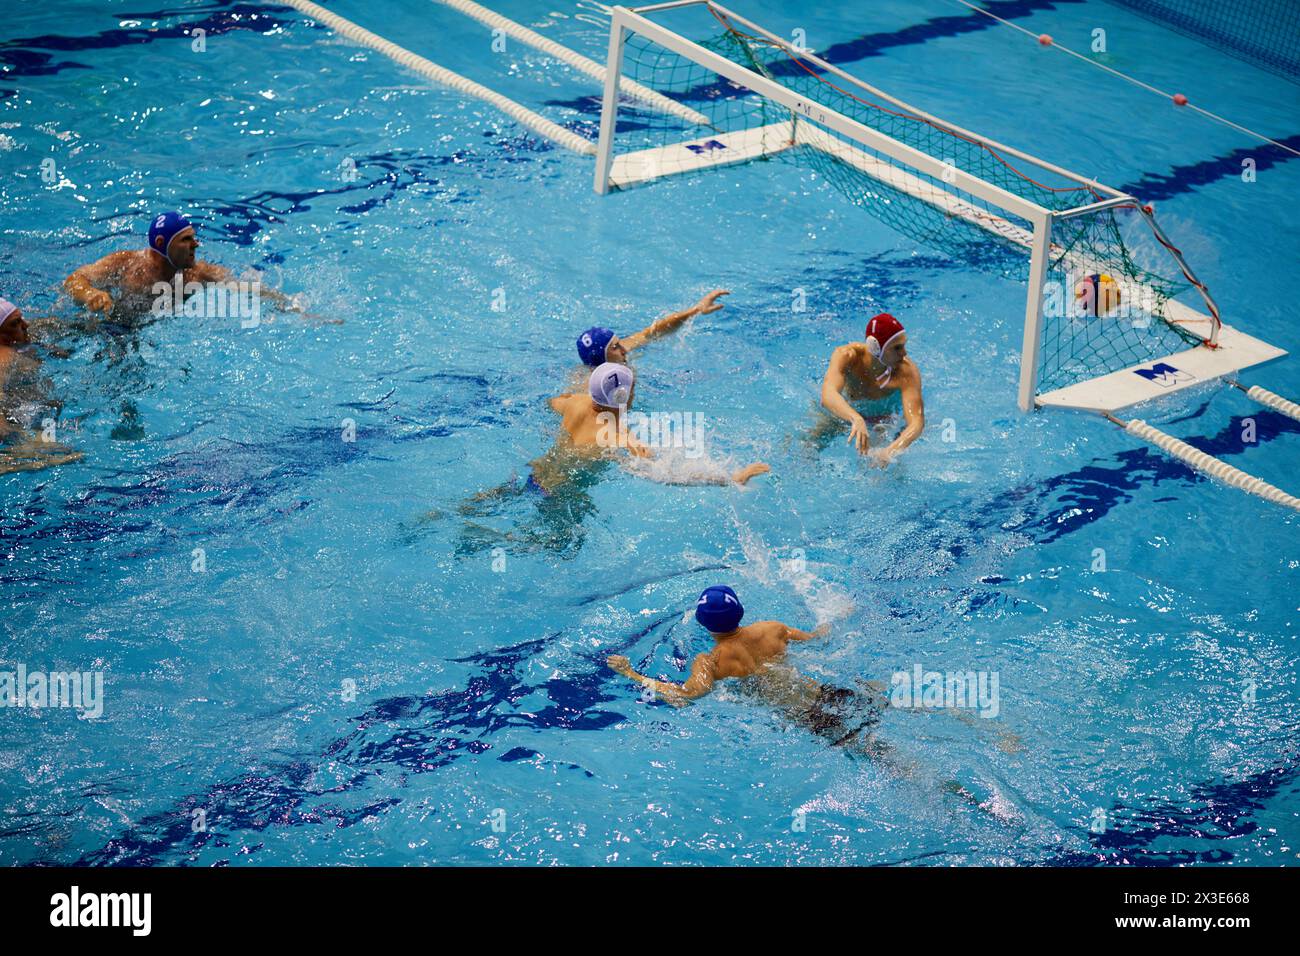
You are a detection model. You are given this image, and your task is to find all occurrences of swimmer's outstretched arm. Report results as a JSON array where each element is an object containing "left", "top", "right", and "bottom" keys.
[
  {"left": 622, "top": 438, "right": 770, "bottom": 486},
  {"left": 625, "top": 456, "right": 771, "bottom": 487},
  {"left": 607, "top": 652, "right": 716, "bottom": 703},
  {"left": 937, "top": 706, "right": 1024, "bottom": 754},
  {"left": 0, "top": 432, "right": 84, "bottom": 473},
  {"left": 785, "top": 623, "right": 832, "bottom": 641},
  {"left": 193, "top": 263, "right": 330, "bottom": 319},
  {"left": 866, "top": 673, "right": 1022, "bottom": 754},
  {"left": 621, "top": 289, "right": 729, "bottom": 352},
  {"left": 820, "top": 347, "right": 871, "bottom": 454}
]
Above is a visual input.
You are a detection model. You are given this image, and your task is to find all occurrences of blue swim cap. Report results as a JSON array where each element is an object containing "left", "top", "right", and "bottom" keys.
[
  {"left": 147, "top": 211, "right": 193, "bottom": 265},
  {"left": 577, "top": 326, "right": 615, "bottom": 367},
  {"left": 695, "top": 585, "right": 744, "bottom": 633}
]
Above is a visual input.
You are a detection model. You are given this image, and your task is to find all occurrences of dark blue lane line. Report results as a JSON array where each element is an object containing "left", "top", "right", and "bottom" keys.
[
  {"left": 1039, "top": 735, "right": 1300, "bottom": 866},
  {"left": 68, "top": 613, "right": 679, "bottom": 866},
  {"left": 1117, "top": 134, "right": 1300, "bottom": 203},
  {"left": 991, "top": 408, "right": 1300, "bottom": 545},
  {"left": 0, "top": 3, "right": 286, "bottom": 78},
  {"left": 793, "top": 0, "right": 1087, "bottom": 67},
  {"left": 1105, "top": 0, "right": 1300, "bottom": 84}
]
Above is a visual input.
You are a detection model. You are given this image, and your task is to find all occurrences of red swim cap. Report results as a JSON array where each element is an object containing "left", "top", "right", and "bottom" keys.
[{"left": 865, "top": 312, "right": 905, "bottom": 359}]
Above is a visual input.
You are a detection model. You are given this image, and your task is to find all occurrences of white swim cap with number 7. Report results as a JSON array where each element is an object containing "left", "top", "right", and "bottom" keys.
[{"left": 589, "top": 362, "right": 634, "bottom": 408}]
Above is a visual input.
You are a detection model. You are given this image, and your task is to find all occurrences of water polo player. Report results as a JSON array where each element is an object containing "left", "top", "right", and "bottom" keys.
[
  {"left": 816, "top": 311, "right": 925, "bottom": 465},
  {"left": 571, "top": 289, "right": 729, "bottom": 389},
  {"left": 64, "top": 211, "right": 300, "bottom": 322}
]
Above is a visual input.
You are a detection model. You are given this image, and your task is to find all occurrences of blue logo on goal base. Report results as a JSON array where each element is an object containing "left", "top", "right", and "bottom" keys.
[
  {"left": 685, "top": 140, "right": 727, "bottom": 155},
  {"left": 1133, "top": 362, "right": 1195, "bottom": 388}
]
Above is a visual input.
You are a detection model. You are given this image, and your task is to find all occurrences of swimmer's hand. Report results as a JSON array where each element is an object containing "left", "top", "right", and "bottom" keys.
[
  {"left": 847, "top": 415, "right": 870, "bottom": 454},
  {"left": 731, "top": 462, "right": 770, "bottom": 485},
  {"left": 261, "top": 290, "right": 343, "bottom": 324},
  {"left": 812, "top": 622, "right": 832, "bottom": 638},
  {"left": 869, "top": 447, "right": 897, "bottom": 469},
  {"left": 626, "top": 435, "right": 653, "bottom": 459},
  {"left": 38, "top": 343, "right": 73, "bottom": 360},
  {"left": 607, "top": 655, "right": 634, "bottom": 677},
  {"left": 692, "top": 289, "right": 730, "bottom": 316},
  {"left": 996, "top": 730, "right": 1025, "bottom": 754},
  {"left": 83, "top": 289, "right": 113, "bottom": 314}
]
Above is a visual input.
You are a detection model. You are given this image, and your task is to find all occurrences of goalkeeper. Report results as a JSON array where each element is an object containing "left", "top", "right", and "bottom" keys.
[{"left": 815, "top": 312, "right": 925, "bottom": 466}]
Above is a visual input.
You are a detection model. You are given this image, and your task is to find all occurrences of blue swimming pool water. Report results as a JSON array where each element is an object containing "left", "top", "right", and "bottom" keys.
[{"left": 1, "top": 0, "right": 1297, "bottom": 866}]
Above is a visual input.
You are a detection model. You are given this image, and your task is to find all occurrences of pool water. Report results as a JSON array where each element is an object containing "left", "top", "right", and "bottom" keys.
[{"left": 1, "top": 0, "right": 1297, "bottom": 866}]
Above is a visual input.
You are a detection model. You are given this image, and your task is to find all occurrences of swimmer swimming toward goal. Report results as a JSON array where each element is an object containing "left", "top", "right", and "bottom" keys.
[
  {"left": 608, "top": 585, "right": 897, "bottom": 762},
  {"left": 609, "top": 585, "right": 1023, "bottom": 797},
  {"left": 571, "top": 289, "right": 729, "bottom": 391},
  {"left": 532, "top": 362, "right": 769, "bottom": 492}
]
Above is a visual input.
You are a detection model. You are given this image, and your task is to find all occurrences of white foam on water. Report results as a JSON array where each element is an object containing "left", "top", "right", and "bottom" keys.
[
  {"left": 620, "top": 445, "right": 733, "bottom": 485},
  {"left": 729, "top": 512, "right": 855, "bottom": 627}
]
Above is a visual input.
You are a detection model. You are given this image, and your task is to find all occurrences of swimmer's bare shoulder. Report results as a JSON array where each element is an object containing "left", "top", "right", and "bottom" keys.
[
  {"left": 743, "top": 619, "right": 828, "bottom": 651},
  {"left": 830, "top": 342, "right": 867, "bottom": 373},
  {"left": 828, "top": 343, "right": 878, "bottom": 393},
  {"left": 891, "top": 355, "right": 921, "bottom": 387},
  {"left": 549, "top": 392, "right": 594, "bottom": 441},
  {"left": 712, "top": 620, "right": 831, "bottom": 677},
  {"left": 548, "top": 392, "right": 581, "bottom": 426},
  {"left": 65, "top": 249, "right": 156, "bottom": 316}
]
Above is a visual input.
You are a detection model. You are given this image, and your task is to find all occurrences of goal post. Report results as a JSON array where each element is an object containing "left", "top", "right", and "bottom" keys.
[
  {"left": 1019, "top": 210, "right": 1054, "bottom": 412},
  {"left": 593, "top": 7, "right": 629, "bottom": 197},
  {"left": 594, "top": 1, "right": 1285, "bottom": 414}
]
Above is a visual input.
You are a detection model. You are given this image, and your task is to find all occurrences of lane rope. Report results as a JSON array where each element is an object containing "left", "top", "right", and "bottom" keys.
[
  {"left": 951, "top": 0, "right": 1300, "bottom": 159},
  {"left": 1107, "top": 413, "right": 1300, "bottom": 511},
  {"left": 1232, "top": 380, "right": 1300, "bottom": 423},
  {"left": 434, "top": 0, "right": 711, "bottom": 126},
  {"left": 281, "top": 0, "right": 596, "bottom": 155}
]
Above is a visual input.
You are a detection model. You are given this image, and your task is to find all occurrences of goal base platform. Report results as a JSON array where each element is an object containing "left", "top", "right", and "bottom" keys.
[
  {"left": 1036, "top": 322, "right": 1287, "bottom": 413},
  {"left": 609, "top": 122, "right": 795, "bottom": 190}
]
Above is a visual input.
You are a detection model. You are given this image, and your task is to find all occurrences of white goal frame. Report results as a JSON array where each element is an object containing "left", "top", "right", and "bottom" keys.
[{"left": 594, "top": 1, "right": 1284, "bottom": 413}]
